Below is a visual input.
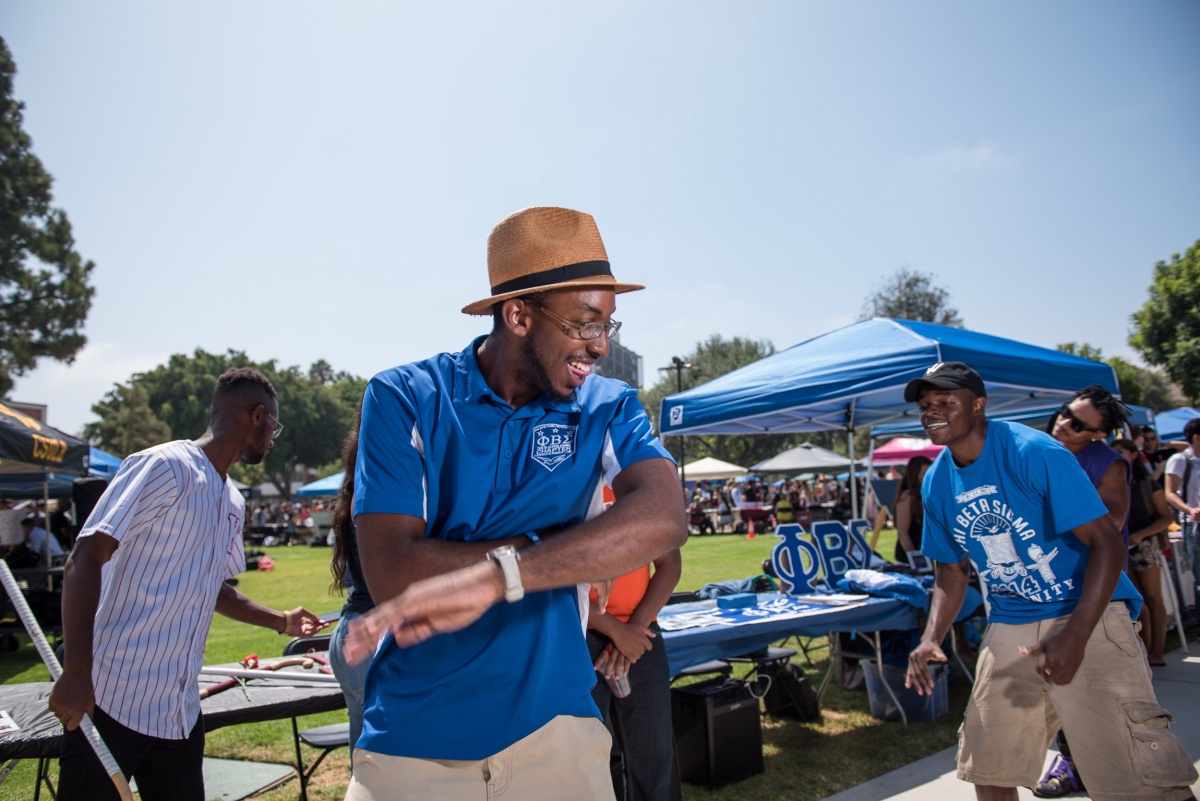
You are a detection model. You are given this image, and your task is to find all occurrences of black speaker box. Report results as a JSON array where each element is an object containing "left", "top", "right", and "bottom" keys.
[
  {"left": 72, "top": 477, "right": 109, "bottom": 530},
  {"left": 671, "top": 677, "right": 764, "bottom": 788}
]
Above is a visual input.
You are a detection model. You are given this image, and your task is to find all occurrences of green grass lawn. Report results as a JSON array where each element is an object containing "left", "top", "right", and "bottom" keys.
[{"left": 0, "top": 526, "right": 973, "bottom": 801}]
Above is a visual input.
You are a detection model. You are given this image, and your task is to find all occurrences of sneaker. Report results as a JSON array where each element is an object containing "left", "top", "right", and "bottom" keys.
[{"left": 1033, "top": 754, "right": 1085, "bottom": 797}]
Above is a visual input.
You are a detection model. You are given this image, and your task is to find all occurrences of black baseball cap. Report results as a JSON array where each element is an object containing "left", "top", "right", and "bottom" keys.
[{"left": 904, "top": 361, "right": 987, "bottom": 402}]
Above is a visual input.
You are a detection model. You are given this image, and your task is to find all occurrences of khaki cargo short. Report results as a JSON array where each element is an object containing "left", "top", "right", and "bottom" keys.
[
  {"left": 957, "top": 603, "right": 1197, "bottom": 800},
  {"left": 345, "top": 714, "right": 616, "bottom": 801}
]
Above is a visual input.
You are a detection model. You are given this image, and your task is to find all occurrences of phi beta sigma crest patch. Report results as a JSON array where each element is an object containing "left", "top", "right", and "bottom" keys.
[{"left": 531, "top": 423, "right": 577, "bottom": 472}]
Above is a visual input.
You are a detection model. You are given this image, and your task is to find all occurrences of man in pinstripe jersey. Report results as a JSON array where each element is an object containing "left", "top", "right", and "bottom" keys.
[{"left": 49, "top": 368, "right": 327, "bottom": 801}]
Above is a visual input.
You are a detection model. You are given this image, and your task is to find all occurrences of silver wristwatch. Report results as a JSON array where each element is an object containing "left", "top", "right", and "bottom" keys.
[{"left": 487, "top": 545, "right": 524, "bottom": 603}]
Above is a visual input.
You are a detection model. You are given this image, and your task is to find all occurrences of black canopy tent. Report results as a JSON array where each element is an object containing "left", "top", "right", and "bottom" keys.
[{"left": 0, "top": 404, "right": 89, "bottom": 567}]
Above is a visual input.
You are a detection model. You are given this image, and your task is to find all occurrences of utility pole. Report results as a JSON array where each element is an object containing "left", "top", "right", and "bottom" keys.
[{"left": 659, "top": 356, "right": 694, "bottom": 492}]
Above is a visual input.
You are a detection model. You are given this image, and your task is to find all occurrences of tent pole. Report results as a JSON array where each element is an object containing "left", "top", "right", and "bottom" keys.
[
  {"left": 42, "top": 468, "right": 53, "bottom": 590},
  {"left": 847, "top": 399, "right": 858, "bottom": 519}
]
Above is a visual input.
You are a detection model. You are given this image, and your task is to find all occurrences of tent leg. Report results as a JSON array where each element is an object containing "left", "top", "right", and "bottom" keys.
[
  {"left": 42, "top": 470, "right": 53, "bottom": 591},
  {"left": 848, "top": 431, "right": 858, "bottom": 519}
]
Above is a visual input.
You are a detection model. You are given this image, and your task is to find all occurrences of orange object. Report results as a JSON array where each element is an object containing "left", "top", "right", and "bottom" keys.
[
  {"left": 588, "top": 565, "right": 652, "bottom": 623},
  {"left": 747, "top": 520, "right": 756, "bottom": 538}
]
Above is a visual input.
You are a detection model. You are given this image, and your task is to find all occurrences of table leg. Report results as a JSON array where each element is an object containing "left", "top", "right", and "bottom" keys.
[
  {"left": 816, "top": 631, "right": 910, "bottom": 733},
  {"left": 815, "top": 632, "right": 838, "bottom": 702},
  {"left": 871, "top": 632, "right": 908, "bottom": 733}
]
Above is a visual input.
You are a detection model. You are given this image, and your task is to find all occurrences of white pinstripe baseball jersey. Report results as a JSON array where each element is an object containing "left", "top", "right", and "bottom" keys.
[{"left": 78, "top": 440, "right": 246, "bottom": 739}]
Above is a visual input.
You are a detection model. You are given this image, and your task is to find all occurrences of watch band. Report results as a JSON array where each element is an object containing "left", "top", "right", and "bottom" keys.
[{"left": 487, "top": 545, "right": 524, "bottom": 603}]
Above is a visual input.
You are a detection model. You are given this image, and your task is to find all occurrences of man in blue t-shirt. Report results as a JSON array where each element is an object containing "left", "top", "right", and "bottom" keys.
[
  {"left": 904, "top": 362, "right": 1195, "bottom": 801},
  {"left": 340, "top": 207, "right": 687, "bottom": 801}
]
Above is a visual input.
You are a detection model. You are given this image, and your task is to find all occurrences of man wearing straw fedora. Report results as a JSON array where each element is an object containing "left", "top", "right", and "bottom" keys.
[{"left": 342, "top": 207, "right": 686, "bottom": 800}]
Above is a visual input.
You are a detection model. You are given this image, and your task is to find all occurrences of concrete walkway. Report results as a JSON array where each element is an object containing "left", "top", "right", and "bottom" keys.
[{"left": 826, "top": 645, "right": 1200, "bottom": 800}]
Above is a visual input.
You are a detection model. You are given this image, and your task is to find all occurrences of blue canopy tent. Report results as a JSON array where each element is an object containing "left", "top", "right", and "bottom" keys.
[
  {"left": 296, "top": 472, "right": 344, "bottom": 497},
  {"left": 1155, "top": 407, "right": 1200, "bottom": 442},
  {"left": 88, "top": 447, "right": 122, "bottom": 479},
  {"left": 659, "top": 318, "right": 1121, "bottom": 516}
]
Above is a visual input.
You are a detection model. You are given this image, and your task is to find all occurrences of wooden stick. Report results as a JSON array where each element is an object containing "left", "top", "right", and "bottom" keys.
[
  {"left": 197, "top": 678, "right": 241, "bottom": 700},
  {"left": 0, "top": 562, "right": 134, "bottom": 801}
]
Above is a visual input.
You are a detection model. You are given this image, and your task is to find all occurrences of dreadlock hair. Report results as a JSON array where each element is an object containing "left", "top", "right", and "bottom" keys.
[{"left": 1072, "top": 384, "right": 1131, "bottom": 434}]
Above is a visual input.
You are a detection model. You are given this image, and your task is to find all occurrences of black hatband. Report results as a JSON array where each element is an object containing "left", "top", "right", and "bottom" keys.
[{"left": 492, "top": 260, "right": 612, "bottom": 296}]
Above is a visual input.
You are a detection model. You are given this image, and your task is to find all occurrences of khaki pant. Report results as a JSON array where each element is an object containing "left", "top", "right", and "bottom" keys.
[
  {"left": 958, "top": 603, "right": 1197, "bottom": 800},
  {"left": 344, "top": 715, "right": 616, "bottom": 801}
]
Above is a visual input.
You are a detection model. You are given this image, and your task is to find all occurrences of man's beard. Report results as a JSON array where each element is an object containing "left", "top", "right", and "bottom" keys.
[{"left": 522, "top": 338, "right": 575, "bottom": 404}]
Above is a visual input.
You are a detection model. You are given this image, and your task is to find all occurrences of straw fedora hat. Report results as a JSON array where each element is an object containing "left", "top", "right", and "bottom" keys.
[{"left": 461, "top": 206, "right": 645, "bottom": 315}]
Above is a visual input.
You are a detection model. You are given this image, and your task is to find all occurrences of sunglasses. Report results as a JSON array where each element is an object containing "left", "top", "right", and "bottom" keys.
[{"left": 1058, "top": 404, "right": 1106, "bottom": 435}]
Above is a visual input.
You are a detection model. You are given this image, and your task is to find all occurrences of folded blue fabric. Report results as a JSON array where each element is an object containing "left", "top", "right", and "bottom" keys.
[
  {"left": 836, "top": 569, "right": 929, "bottom": 610},
  {"left": 697, "top": 574, "right": 776, "bottom": 599}
]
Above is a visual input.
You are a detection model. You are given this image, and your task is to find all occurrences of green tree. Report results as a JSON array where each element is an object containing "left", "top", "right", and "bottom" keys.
[
  {"left": 87, "top": 349, "right": 361, "bottom": 497},
  {"left": 1130, "top": 239, "right": 1200, "bottom": 403},
  {"left": 639, "top": 335, "right": 806, "bottom": 469},
  {"left": 82, "top": 383, "right": 171, "bottom": 457},
  {"left": 1055, "top": 341, "right": 1105, "bottom": 362},
  {"left": 1055, "top": 343, "right": 1183, "bottom": 411},
  {"left": 262, "top": 365, "right": 355, "bottom": 497},
  {"left": 0, "top": 36, "right": 96, "bottom": 395},
  {"left": 858, "top": 268, "right": 963, "bottom": 327},
  {"left": 134, "top": 349, "right": 257, "bottom": 440}
]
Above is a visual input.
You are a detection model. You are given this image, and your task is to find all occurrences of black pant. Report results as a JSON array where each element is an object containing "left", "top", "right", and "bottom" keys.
[
  {"left": 58, "top": 706, "right": 205, "bottom": 801},
  {"left": 587, "top": 623, "right": 676, "bottom": 801}
]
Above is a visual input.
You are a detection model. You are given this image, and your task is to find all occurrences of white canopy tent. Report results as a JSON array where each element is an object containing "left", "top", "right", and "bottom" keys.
[
  {"left": 750, "top": 443, "right": 859, "bottom": 474},
  {"left": 679, "top": 456, "right": 749, "bottom": 481}
]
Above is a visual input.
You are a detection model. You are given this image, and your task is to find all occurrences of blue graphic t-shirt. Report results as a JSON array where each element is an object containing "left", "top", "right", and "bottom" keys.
[
  {"left": 353, "top": 336, "right": 673, "bottom": 760},
  {"left": 921, "top": 421, "right": 1142, "bottom": 624}
]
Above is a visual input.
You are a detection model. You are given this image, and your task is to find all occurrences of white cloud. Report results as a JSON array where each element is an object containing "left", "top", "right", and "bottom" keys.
[{"left": 914, "top": 143, "right": 1008, "bottom": 171}]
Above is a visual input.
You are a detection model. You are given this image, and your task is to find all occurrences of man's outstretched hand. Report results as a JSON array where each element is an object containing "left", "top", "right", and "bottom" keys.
[
  {"left": 906, "top": 638, "right": 949, "bottom": 696},
  {"left": 343, "top": 560, "right": 505, "bottom": 664}
]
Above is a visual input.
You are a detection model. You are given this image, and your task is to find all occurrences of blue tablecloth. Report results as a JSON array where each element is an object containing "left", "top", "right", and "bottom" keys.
[{"left": 660, "top": 593, "right": 917, "bottom": 676}]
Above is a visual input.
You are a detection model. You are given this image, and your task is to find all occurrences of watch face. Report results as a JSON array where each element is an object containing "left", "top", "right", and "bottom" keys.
[{"left": 488, "top": 545, "right": 524, "bottom": 602}]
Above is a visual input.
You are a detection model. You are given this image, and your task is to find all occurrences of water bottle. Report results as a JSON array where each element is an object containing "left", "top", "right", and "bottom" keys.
[{"left": 606, "top": 673, "right": 632, "bottom": 698}]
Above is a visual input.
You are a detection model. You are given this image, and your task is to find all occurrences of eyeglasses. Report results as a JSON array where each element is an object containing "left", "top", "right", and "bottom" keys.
[
  {"left": 536, "top": 305, "right": 621, "bottom": 341},
  {"left": 1058, "top": 404, "right": 1106, "bottom": 435},
  {"left": 266, "top": 411, "right": 285, "bottom": 439}
]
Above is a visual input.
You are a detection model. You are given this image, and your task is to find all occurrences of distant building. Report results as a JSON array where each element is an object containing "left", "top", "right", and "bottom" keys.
[
  {"left": 593, "top": 334, "right": 643, "bottom": 389},
  {"left": 5, "top": 401, "right": 46, "bottom": 423}
]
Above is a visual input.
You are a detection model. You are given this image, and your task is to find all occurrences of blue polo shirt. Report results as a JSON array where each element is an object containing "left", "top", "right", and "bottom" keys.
[
  {"left": 353, "top": 336, "right": 673, "bottom": 760},
  {"left": 921, "top": 421, "right": 1141, "bottom": 624}
]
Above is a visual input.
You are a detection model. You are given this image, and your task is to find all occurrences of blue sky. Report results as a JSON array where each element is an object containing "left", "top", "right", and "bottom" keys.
[{"left": 4, "top": 1, "right": 1199, "bottom": 436}]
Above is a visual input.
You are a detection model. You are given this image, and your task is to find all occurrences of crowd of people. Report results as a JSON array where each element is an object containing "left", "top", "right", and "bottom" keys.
[
  {"left": 906, "top": 366, "right": 1197, "bottom": 801},
  {"left": 246, "top": 500, "right": 330, "bottom": 545},
  {"left": 27, "top": 205, "right": 1200, "bottom": 801},
  {"left": 685, "top": 473, "right": 868, "bottom": 532}
]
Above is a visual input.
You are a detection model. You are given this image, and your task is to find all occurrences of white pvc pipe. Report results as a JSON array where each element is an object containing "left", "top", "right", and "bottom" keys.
[
  {"left": 0, "top": 561, "right": 133, "bottom": 801},
  {"left": 198, "top": 667, "right": 339, "bottom": 684}
]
